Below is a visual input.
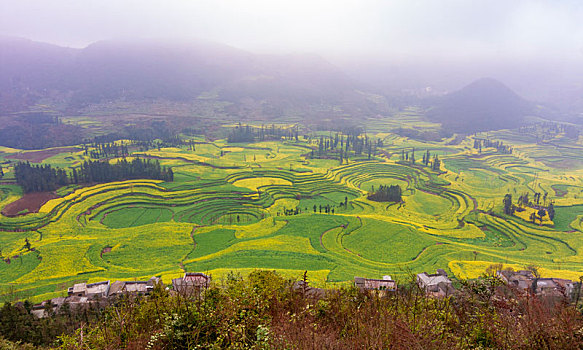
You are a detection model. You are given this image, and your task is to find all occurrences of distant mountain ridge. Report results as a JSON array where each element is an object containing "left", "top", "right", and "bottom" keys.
[
  {"left": 426, "top": 78, "right": 535, "bottom": 133},
  {"left": 0, "top": 37, "right": 360, "bottom": 114}
]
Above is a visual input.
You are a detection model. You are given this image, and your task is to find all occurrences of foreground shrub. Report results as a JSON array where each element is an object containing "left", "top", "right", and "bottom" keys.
[{"left": 2, "top": 271, "right": 583, "bottom": 349}]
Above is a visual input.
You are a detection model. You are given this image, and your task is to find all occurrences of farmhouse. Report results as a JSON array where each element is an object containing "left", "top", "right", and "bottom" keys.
[
  {"left": 417, "top": 269, "right": 454, "bottom": 297},
  {"left": 536, "top": 278, "right": 575, "bottom": 297},
  {"left": 496, "top": 270, "right": 535, "bottom": 290},
  {"left": 354, "top": 275, "right": 397, "bottom": 291},
  {"left": 30, "top": 297, "right": 67, "bottom": 318},
  {"left": 32, "top": 277, "right": 162, "bottom": 318},
  {"left": 109, "top": 281, "right": 149, "bottom": 296},
  {"left": 109, "top": 276, "right": 160, "bottom": 296},
  {"left": 67, "top": 281, "right": 110, "bottom": 298},
  {"left": 497, "top": 270, "right": 575, "bottom": 298},
  {"left": 172, "top": 272, "right": 211, "bottom": 295}
]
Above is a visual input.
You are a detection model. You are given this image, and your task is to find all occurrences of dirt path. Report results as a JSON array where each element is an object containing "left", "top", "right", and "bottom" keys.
[{"left": 180, "top": 225, "right": 201, "bottom": 271}]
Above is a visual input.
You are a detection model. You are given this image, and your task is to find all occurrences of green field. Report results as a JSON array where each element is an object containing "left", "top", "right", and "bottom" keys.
[{"left": 1, "top": 116, "right": 583, "bottom": 301}]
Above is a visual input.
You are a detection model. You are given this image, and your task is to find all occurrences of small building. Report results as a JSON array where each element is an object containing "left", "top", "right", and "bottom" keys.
[
  {"left": 183, "top": 272, "right": 211, "bottom": 287},
  {"left": 497, "top": 270, "right": 575, "bottom": 298},
  {"left": 417, "top": 269, "right": 454, "bottom": 297},
  {"left": 547, "top": 278, "right": 576, "bottom": 298},
  {"left": 497, "top": 270, "right": 535, "bottom": 290},
  {"left": 108, "top": 281, "right": 150, "bottom": 296},
  {"left": 67, "top": 281, "right": 110, "bottom": 298},
  {"left": 354, "top": 275, "right": 397, "bottom": 292},
  {"left": 172, "top": 272, "right": 211, "bottom": 295},
  {"left": 31, "top": 297, "right": 67, "bottom": 318}
]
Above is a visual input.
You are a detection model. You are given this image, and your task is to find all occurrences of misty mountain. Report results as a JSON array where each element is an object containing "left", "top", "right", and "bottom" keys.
[
  {"left": 0, "top": 37, "right": 76, "bottom": 112},
  {"left": 426, "top": 78, "right": 535, "bottom": 133},
  {"left": 0, "top": 37, "right": 362, "bottom": 114}
]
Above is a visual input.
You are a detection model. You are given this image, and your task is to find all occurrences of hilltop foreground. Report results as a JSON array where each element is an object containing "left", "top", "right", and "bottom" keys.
[{"left": 1, "top": 270, "right": 582, "bottom": 349}]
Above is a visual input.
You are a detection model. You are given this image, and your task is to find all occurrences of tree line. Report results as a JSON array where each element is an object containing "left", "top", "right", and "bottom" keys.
[
  {"left": 473, "top": 138, "right": 512, "bottom": 154},
  {"left": 310, "top": 132, "right": 382, "bottom": 163},
  {"left": 227, "top": 123, "right": 301, "bottom": 143},
  {"left": 14, "top": 158, "right": 173, "bottom": 193},
  {"left": 400, "top": 148, "right": 441, "bottom": 171},
  {"left": 85, "top": 136, "right": 184, "bottom": 160}
]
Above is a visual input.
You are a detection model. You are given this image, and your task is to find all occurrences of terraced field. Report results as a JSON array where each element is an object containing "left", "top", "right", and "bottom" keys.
[{"left": 1, "top": 124, "right": 583, "bottom": 301}]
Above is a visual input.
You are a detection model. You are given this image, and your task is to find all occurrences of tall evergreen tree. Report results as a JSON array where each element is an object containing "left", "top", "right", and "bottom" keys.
[{"left": 503, "top": 194, "right": 513, "bottom": 214}]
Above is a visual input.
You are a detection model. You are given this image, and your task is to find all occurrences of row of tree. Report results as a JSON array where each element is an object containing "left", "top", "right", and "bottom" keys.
[
  {"left": 400, "top": 149, "right": 441, "bottom": 171},
  {"left": 84, "top": 135, "right": 184, "bottom": 160},
  {"left": 84, "top": 142, "right": 130, "bottom": 159},
  {"left": 14, "top": 158, "right": 173, "bottom": 193},
  {"left": 309, "top": 132, "right": 381, "bottom": 163},
  {"left": 227, "top": 123, "right": 301, "bottom": 143},
  {"left": 519, "top": 122, "right": 580, "bottom": 141},
  {"left": 473, "top": 138, "right": 513, "bottom": 154}
]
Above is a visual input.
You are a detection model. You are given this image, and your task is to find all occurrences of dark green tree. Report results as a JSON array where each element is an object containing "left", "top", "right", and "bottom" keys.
[
  {"left": 548, "top": 202, "right": 555, "bottom": 221},
  {"left": 503, "top": 194, "right": 513, "bottom": 215}
]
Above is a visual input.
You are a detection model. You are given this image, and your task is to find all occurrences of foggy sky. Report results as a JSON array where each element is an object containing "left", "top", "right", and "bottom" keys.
[{"left": 1, "top": 0, "right": 582, "bottom": 60}]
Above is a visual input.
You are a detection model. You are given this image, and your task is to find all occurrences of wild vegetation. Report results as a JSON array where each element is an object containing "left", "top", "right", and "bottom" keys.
[{"left": 2, "top": 270, "right": 583, "bottom": 349}]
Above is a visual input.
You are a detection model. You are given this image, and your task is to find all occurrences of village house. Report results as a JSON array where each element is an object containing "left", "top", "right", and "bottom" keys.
[
  {"left": 67, "top": 281, "right": 110, "bottom": 298},
  {"left": 417, "top": 269, "right": 454, "bottom": 297},
  {"left": 354, "top": 275, "right": 397, "bottom": 292},
  {"left": 172, "top": 272, "right": 211, "bottom": 295},
  {"left": 32, "top": 277, "right": 163, "bottom": 318},
  {"left": 108, "top": 276, "right": 161, "bottom": 296},
  {"left": 30, "top": 297, "right": 67, "bottom": 318},
  {"left": 108, "top": 281, "right": 150, "bottom": 296},
  {"left": 496, "top": 270, "right": 535, "bottom": 290},
  {"left": 497, "top": 270, "right": 576, "bottom": 298},
  {"left": 536, "top": 278, "right": 575, "bottom": 298}
]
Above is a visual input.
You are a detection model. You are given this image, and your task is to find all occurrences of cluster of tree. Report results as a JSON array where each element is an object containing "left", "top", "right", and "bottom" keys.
[
  {"left": 257, "top": 124, "right": 300, "bottom": 141},
  {"left": 0, "top": 165, "right": 4, "bottom": 178},
  {"left": 312, "top": 204, "right": 335, "bottom": 214},
  {"left": 338, "top": 196, "right": 349, "bottom": 208},
  {"left": 473, "top": 138, "right": 512, "bottom": 154},
  {"left": 400, "top": 148, "right": 416, "bottom": 164},
  {"left": 309, "top": 132, "right": 381, "bottom": 163},
  {"left": 227, "top": 123, "right": 301, "bottom": 143},
  {"left": 84, "top": 142, "right": 130, "bottom": 159},
  {"left": 280, "top": 207, "right": 304, "bottom": 216},
  {"left": 399, "top": 148, "right": 441, "bottom": 170},
  {"left": 16, "top": 113, "right": 62, "bottom": 125},
  {"left": 227, "top": 124, "right": 256, "bottom": 143},
  {"left": 517, "top": 191, "right": 552, "bottom": 208},
  {"left": 503, "top": 193, "right": 555, "bottom": 224},
  {"left": 367, "top": 184, "right": 402, "bottom": 202},
  {"left": 186, "top": 140, "right": 197, "bottom": 151},
  {"left": 390, "top": 127, "right": 444, "bottom": 142},
  {"left": 84, "top": 136, "right": 185, "bottom": 159},
  {"left": 519, "top": 122, "right": 580, "bottom": 141},
  {"left": 14, "top": 158, "right": 173, "bottom": 193},
  {"left": 14, "top": 163, "right": 69, "bottom": 193}
]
